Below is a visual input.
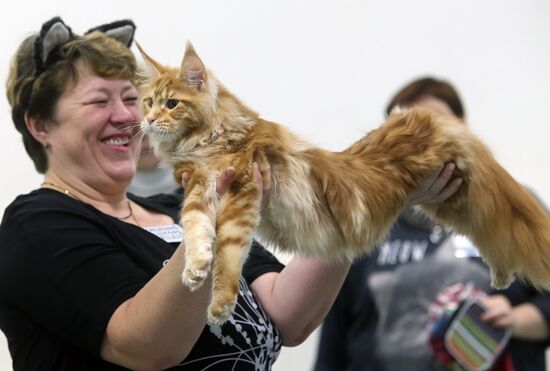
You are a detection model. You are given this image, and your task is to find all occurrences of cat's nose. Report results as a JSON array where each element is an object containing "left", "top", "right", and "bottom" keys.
[{"left": 146, "top": 115, "right": 156, "bottom": 124}]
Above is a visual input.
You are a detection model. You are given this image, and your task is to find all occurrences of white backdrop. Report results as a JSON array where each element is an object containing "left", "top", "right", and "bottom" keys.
[{"left": 0, "top": 1, "right": 549, "bottom": 370}]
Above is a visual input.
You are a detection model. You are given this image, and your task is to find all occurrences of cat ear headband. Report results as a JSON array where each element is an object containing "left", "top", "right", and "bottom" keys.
[{"left": 33, "top": 17, "right": 136, "bottom": 76}]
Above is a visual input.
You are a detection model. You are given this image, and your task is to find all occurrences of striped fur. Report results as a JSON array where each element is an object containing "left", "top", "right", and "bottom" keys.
[{"left": 138, "top": 42, "right": 550, "bottom": 324}]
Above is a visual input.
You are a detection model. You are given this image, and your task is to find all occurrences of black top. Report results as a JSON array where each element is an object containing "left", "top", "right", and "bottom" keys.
[
  {"left": 0, "top": 189, "right": 284, "bottom": 370},
  {"left": 313, "top": 213, "right": 550, "bottom": 371}
]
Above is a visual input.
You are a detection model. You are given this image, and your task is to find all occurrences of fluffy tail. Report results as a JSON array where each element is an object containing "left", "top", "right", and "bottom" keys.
[
  {"left": 375, "top": 108, "right": 550, "bottom": 289},
  {"left": 422, "top": 135, "right": 550, "bottom": 289},
  {"left": 343, "top": 107, "right": 550, "bottom": 289}
]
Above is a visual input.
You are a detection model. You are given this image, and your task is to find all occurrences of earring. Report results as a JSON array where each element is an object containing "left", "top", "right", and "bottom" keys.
[{"left": 44, "top": 142, "right": 52, "bottom": 150}]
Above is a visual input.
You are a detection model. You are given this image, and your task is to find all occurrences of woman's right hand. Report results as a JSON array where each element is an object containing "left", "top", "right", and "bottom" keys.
[
  {"left": 181, "top": 163, "right": 270, "bottom": 209},
  {"left": 181, "top": 167, "right": 236, "bottom": 195},
  {"left": 406, "top": 162, "right": 463, "bottom": 206}
]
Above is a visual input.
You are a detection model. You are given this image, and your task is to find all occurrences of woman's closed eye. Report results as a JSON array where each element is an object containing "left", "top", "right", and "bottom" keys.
[
  {"left": 85, "top": 96, "right": 138, "bottom": 107},
  {"left": 87, "top": 99, "right": 108, "bottom": 107},
  {"left": 123, "top": 96, "right": 139, "bottom": 105}
]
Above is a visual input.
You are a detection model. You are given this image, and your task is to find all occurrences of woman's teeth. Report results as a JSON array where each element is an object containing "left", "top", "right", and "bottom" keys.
[{"left": 103, "top": 137, "right": 129, "bottom": 146}]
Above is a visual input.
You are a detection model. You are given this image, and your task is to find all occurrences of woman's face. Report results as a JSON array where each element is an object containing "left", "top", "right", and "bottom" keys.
[{"left": 45, "top": 61, "right": 142, "bottom": 190}]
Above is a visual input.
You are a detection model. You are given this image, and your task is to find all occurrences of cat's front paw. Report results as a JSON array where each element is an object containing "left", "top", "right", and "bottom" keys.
[
  {"left": 207, "top": 298, "right": 237, "bottom": 326},
  {"left": 182, "top": 252, "right": 213, "bottom": 291}
]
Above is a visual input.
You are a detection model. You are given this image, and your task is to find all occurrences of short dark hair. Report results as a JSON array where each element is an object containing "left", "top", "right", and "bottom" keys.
[
  {"left": 6, "top": 31, "right": 139, "bottom": 173},
  {"left": 385, "top": 77, "right": 465, "bottom": 119}
]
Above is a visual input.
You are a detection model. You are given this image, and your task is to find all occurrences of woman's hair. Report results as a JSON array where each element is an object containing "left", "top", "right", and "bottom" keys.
[
  {"left": 6, "top": 31, "right": 139, "bottom": 173},
  {"left": 385, "top": 77, "right": 465, "bottom": 119}
]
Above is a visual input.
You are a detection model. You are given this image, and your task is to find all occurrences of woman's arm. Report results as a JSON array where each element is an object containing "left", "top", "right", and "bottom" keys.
[
  {"left": 100, "top": 169, "right": 237, "bottom": 370},
  {"left": 482, "top": 294, "right": 550, "bottom": 341},
  {"left": 251, "top": 257, "right": 351, "bottom": 346},
  {"left": 100, "top": 246, "right": 210, "bottom": 370}
]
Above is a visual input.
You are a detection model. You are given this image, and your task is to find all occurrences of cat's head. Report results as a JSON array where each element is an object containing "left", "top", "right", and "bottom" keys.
[{"left": 137, "top": 42, "right": 218, "bottom": 146}]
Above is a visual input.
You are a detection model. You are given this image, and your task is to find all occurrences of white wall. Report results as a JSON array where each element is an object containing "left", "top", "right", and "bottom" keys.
[{"left": 1, "top": 1, "right": 549, "bottom": 370}]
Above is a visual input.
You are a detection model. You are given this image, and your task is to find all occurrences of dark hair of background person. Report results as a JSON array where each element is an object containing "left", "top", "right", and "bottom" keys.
[{"left": 385, "top": 77, "right": 465, "bottom": 119}]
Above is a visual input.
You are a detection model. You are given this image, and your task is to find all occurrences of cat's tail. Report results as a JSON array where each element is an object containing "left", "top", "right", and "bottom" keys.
[
  {"left": 396, "top": 109, "right": 550, "bottom": 290},
  {"left": 422, "top": 133, "right": 550, "bottom": 290},
  {"left": 353, "top": 107, "right": 550, "bottom": 289}
]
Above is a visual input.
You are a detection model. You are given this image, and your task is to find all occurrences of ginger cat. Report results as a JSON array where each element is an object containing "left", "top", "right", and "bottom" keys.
[{"left": 137, "top": 42, "right": 550, "bottom": 324}]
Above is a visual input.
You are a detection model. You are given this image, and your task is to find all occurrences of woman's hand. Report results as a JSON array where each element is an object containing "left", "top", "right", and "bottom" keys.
[
  {"left": 481, "top": 295, "right": 550, "bottom": 340},
  {"left": 407, "top": 162, "right": 463, "bottom": 206},
  {"left": 181, "top": 163, "right": 270, "bottom": 209},
  {"left": 181, "top": 167, "right": 236, "bottom": 195},
  {"left": 481, "top": 294, "right": 514, "bottom": 328},
  {"left": 253, "top": 162, "right": 272, "bottom": 210}
]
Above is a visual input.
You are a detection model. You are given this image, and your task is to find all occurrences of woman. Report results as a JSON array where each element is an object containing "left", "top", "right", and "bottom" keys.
[{"left": 0, "top": 18, "right": 459, "bottom": 370}]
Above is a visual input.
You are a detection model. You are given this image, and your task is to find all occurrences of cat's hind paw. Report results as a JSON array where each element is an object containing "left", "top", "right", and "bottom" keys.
[{"left": 207, "top": 299, "right": 237, "bottom": 326}]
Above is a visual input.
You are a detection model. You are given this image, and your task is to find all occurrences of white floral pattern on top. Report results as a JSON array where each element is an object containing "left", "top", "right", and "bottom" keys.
[{"left": 176, "top": 277, "right": 281, "bottom": 370}]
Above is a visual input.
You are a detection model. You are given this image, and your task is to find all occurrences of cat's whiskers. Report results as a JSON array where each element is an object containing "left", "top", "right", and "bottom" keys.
[
  {"left": 129, "top": 129, "right": 146, "bottom": 143},
  {"left": 118, "top": 121, "right": 142, "bottom": 134},
  {"left": 148, "top": 123, "right": 181, "bottom": 146}
]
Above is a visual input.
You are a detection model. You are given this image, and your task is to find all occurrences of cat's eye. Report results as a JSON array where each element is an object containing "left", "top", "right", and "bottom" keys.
[
  {"left": 144, "top": 97, "right": 153, "bottom": 108},
  {"left": 166, "top": 99, "right": 180, "bottom": 109}
]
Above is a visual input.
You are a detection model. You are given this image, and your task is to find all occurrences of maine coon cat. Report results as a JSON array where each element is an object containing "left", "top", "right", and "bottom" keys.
[{"left": 137, "top": 42, "right": 550, "bottom": 324}]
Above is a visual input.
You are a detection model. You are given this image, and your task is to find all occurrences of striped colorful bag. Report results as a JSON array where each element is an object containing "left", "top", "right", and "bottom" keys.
[{"left": 428, "top": 287, "right": 514, "bottom": 371}]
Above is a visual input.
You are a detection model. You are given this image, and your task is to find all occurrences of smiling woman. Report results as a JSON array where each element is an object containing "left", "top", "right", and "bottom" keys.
[
  {"left": 0, "top": 17, "right": 338, "bottom": 371},
  {"left": 0, "top": 17, "right": 287, "bottom": 370},
  {"left": 0, "top": 16, "right": 462, "bottom": 371},
  {"left": 39, "top": 61, "right": 141, "bottom": 192}
]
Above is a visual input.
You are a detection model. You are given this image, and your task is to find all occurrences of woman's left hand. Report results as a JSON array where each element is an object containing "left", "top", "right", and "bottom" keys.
[
  {"left": 407, "top": 162, "right": 463, "bottom": 206},
  {"left": 252, "top": 162, "right": 272, "bottom": 210},
  {"left": 481, "top": 294, "right": 514, "bottom": 328}
]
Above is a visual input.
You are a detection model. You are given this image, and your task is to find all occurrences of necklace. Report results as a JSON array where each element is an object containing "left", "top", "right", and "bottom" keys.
[{"left": 41, "top": 181, "right": 134, "bottom": 220}]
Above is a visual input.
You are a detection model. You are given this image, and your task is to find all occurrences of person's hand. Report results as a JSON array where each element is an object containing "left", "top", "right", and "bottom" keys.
[
  {"left": 253, "top": 162, "right": 272, "bottom": 211},
  {"left": 180, "top": 163, "right": 271, "bottom": 209},
  {"left": 181, "top": 168, "right": 236, "bottom": 195},
  {"left": 406, "top": 162, "right": 463, "bottom": 206},
  {"left": 481, "top": 294, "right": 514, "bottom": 328}
]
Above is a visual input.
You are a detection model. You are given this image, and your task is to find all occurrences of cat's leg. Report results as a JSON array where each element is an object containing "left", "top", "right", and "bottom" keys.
[
  {"left": 208, "top": 179, "right": 261, "bottom": 325},
  {"left": 180, "top": 167, "right": 218, "bottom": 291}
]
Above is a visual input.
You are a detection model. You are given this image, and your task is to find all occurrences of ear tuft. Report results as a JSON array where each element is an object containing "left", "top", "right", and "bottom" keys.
[
  {"left": 135, "top": 41, "right": 165, "bottom": 79},
  {"left": 390, "top": 105, "right": 402, "bottom": 115}
]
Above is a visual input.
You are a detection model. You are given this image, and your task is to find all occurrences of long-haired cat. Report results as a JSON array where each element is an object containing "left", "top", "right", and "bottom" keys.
[{"left": 137, "top": 42, "right": 550, "bottom": 324}]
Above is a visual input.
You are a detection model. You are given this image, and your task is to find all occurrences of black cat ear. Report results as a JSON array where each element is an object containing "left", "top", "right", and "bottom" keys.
[
  {"left": 34, "top": 17, "right": 75, "bottom": 75},
  {"left": 85, "top": 20, "right": 136, "bottom": 47},
  {"left": 180, "top": 42, "right": 207, "bottom": 90}
]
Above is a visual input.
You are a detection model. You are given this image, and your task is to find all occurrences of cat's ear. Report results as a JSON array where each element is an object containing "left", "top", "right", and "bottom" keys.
[
  {"left": 34, "top": 17, "right": 75, "bottom": 75},
  {"left": 180, "top": 42, "right": 207, "bottom": 90},
  {"left": 135, "top": 41, "right": 165, "bottom": 78},
  {"left": 85, "top": 19, "right": 136, "bottom": 48}
]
